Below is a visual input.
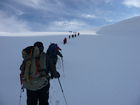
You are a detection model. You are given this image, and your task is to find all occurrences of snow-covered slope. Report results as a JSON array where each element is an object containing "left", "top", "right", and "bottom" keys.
[
  {"left": 97, "top": 16, "right": 140, "bottom": 36},
  {"left": 0, "top": 16, "right": 140, "bottom": 105}
]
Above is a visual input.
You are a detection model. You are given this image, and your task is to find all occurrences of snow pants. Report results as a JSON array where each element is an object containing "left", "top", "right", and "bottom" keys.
[{"left": 26, "top": 82, "right": 50, "bottom": 105}]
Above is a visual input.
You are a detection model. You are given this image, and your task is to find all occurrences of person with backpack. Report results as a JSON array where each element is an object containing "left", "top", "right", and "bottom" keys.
[
  {"left": 46, "top": 43, "right": 63, "bottom": 79},
  {"left": 63, "top": 37, "right": 67, "bottom": 45},
  {"left": 20, "top": 41, "right": 61, "bottom": 105},
  {"left": 78, "top": 32, "right": 80, "bottom": 36},
  {"left": 69, "top": 35, "right": 71, "bottom": 39}
]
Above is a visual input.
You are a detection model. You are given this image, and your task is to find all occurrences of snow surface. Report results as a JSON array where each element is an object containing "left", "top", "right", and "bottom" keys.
[
  {"left": 0, "top": 16, "right": 140, "bottom": 105},
  {"left": 97, "top": 16, "right": 140, "bottom": 36}
]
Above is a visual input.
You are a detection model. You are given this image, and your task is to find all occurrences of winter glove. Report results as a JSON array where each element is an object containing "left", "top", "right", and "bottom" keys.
[
  {"left": 51, "top": 71, "right": 60, "bottom": 79},
  {"left": 55, "top": 71, "right": 60, "bottom": 78}
]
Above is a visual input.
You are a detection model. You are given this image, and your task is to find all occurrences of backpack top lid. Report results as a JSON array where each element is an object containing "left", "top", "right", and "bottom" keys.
[
  {"left": 47, "top": 43, "right": 61, "bottom": 56},
  {"left": 22, "top": 46, "right": 34, "bottom": 60},
  {"left": 47, "top": 43, "right": 61, "bottom": 51}
]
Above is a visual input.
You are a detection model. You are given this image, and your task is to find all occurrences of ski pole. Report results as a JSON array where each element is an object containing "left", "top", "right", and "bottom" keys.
[
  {"left": 58, "top": 78, "right": 68, "bottom": 105},
  {"left": 19, "top": 87, "right": 24, "bottom": 105}
]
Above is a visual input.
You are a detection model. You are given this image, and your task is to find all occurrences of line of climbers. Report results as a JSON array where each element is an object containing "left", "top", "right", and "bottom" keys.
[
  {"left": 63, "top": 32, "right": 80, "bottom": 45},
  {"left": 20, "top": 42, "right": 63, "bottom": 105}
]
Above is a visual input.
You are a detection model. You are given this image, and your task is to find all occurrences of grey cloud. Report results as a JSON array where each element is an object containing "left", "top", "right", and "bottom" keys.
[
  {"left": 0, "top": 11, "right": 30, "bottom": 32},
  {"left": 123, "top": 0, "right": 140, "bottom": 8},
  {"left": 0, "top": 0, "right": 140, "bottom": 32}
]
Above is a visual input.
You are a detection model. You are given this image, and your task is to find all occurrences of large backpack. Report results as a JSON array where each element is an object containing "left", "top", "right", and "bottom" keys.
[
  {"left": 46, "top": 43, "right": 62, "bottom": 65},
  {"left": 20, "top": 46, "right": 34, "bottom": 84},
  {"left": 20, "top": 46, "right": 48, "bottom": 91}
]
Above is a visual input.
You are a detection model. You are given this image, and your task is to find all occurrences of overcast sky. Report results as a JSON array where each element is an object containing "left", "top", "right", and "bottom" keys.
[{"left": 0, "top": 0, "right": 140, "bottom": 32}]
